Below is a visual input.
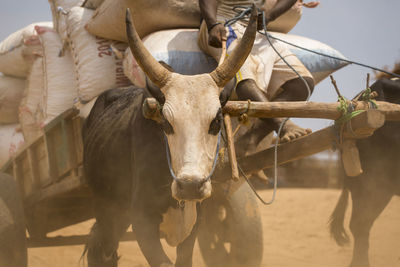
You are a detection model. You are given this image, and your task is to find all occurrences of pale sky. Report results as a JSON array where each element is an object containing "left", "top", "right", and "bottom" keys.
[{"left": 1, "top": 0, "right": 399, "bottom": 130}]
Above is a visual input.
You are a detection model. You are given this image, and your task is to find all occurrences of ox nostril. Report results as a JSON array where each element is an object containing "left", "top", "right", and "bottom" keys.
[{"left": 172, "top": 177, "right": 212, "bottom": 201}]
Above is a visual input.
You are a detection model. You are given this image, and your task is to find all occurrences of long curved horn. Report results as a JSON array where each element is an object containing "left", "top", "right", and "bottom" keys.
[
  {"left": 210, "top": 5, "right": 258, "bottom": 87},
  {"left": 125, "top": 9, "right": 171, "bottom": 88}
]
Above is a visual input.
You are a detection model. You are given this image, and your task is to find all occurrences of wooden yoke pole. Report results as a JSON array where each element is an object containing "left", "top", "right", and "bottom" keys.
[
  {"left": 144, "top": 98, "right": 400, "bottom": 121},
  {"left": 222, "top": 100, "right": 400, "bottom": 121},
  {"left": 220, "top": 39, "right": 240, "bottom": 181},
  {"left": 223, "top": 113, "right": 239, "bottom": 180}
]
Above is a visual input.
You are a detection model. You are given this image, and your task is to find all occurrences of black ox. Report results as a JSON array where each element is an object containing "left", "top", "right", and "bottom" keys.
[
  {"left": 330, "top": 77, "right": 400, "bottom": 267},
  {"left": 82, "top": 8, "right": 259, "bottom": 267}
]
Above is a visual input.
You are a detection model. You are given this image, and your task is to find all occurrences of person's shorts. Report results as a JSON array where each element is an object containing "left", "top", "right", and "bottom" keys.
[{"left": 198, "top": 20, "right": 313, "bottom": 100}]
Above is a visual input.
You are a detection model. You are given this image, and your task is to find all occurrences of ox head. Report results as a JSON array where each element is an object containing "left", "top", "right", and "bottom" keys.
[{"left": 126, "top": 7, "right": 257, "bottom": 201}]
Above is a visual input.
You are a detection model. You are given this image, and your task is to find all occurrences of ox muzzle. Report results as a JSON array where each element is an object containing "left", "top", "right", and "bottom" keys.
[{"left": 164, "top": 132, "right": 221, "bottom": 201}]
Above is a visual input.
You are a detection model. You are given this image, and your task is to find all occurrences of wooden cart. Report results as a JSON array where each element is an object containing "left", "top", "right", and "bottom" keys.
[
  {"left": 1, "top": 97, "right": 399, "bottom": 265},
  {"left": 0, "top": 108, "right": 93, "bottom": 245}
]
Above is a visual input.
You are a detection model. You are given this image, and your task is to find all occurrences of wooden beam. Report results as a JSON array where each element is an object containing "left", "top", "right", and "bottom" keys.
[
  {"left": 222, "top": 100, "right": 400, "bottom": 121},
  {"left": 223, "top": 101, "right": 342, "bottom": 120},
  {"left": 353, "top": 101, "right": 400, "bottom": 121},
  {"left": 24, "top": 171, "right": 85, "bottom": 207},
  {"left": 213, "top": 125, "right": 338, "bottom": 182},
  {"left": 144, "top": 98, "right": 400, "bottom": 121},
  {"left": 43, "top": 108, "right": 79, "bottom": 132},
  {"left": 223, "top": 114, "right": 239, "bottom": 181},
  {"left": 27, "top": 231, "right": 138, "bottom": 248},
  {"left": 342, "top": 109, "right": 385, "bottom": 139}
]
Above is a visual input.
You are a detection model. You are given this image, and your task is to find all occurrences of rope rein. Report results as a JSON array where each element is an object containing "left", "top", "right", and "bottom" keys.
[
  {"left": 223, "top": 7, "right": 313, "bottom": 205},
  {"left": 223, "top": 6, "right": 393, "bottom": 205},
  {"left": 164, "top": 5, "right": 388, "bottom": 205},
  {"left": 163, "top": 131, "right": 222, "bottom": 181},
  {"left": 225, "top": 6, "right": 400, "bottom": 79}
]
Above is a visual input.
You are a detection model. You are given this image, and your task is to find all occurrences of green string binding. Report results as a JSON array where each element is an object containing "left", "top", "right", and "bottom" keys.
[
  {"left": 335, "top": 96, "right": 365, "bottom": 125},
  {"left": 360, "top": 87, "right": 378, "bottom": 109}
]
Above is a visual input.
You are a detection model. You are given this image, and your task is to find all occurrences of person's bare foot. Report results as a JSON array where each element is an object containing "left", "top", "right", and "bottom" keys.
[{"left": 279, "top": 120, "right": 312, "bottom": 143}]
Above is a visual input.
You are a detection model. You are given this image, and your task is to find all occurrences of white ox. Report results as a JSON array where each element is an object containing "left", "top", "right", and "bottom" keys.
[{"left": 126, "top": 6, "right": 257, "bottom": 201}]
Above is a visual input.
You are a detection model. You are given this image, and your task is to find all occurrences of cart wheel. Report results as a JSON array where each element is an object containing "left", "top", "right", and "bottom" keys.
[
  {"left": 198, "top": 182, "right": 263, "bottom": 267},
  {"left": 0, "top": 172, "right": 27, "bottom": 267}
]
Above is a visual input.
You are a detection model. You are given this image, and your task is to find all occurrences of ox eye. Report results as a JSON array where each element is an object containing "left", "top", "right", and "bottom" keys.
[{"left": 209, "top": 109, "right": 222, "bottom": 135}]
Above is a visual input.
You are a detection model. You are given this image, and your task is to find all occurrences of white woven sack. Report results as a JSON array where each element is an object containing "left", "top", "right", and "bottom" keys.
[
  {"left": 0, "top": 75, "right": 25, "bottom": 124},
  {"left": 121, "top": 29, "right": 217, "bottom": 88},
  {"left": 0, "top": 22, "right": 53, "bottom": 78},
  {"left": 36, "top": 26, "right": 77, "bottom": 123},
  {"left": 0, "top": 124, "right": 24, "bottom": 168},
  {"left": 66, "top": 7, "right": 131, "bottom": 102},
  {"left": 119, "top": 48, "right": 147, "bottom": 89},
  {"left": 269, "top": 32, "right": 349, "bottom": 84},
  {"left": 19, "top": 58, "right": 45, "bottom": 143},
  {"left": 48, "top": 0, "right": 84, "bottom": 40},
  {"left": 85, "top": 0, "right": 201, "bottom": 42},
  {"left": 123, "top": 29, "right": 348, "bottom": 87}
]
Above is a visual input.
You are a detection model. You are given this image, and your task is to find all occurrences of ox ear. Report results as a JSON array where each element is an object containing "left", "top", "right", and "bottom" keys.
[
  {"left": 142, "top": 97, "right": 163, "bottom": 123},
  {"left": 210, "top": 5, "right": 257, "bottom": 87},
  {"left": 146, "top": 77, "right": 165, "bottom": 105},
  {"left": 125, "top": 8, "right": 172, "bottom": 88},
  {"left": 145, "top": 61, "right": 174, "bottom": 105}
]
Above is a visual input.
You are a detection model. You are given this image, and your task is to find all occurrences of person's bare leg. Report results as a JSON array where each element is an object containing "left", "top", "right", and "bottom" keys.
[
  {"left": 274, "top": 76, "right": 314, "bottom": 102},
  {"left": 273, "top": 77, "right": 314, "bottom": 142}
]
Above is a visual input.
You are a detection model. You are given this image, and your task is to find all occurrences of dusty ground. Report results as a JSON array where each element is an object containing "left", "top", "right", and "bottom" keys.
[{"left": 28, "top": 188, "right": 400, "bottom": 267}]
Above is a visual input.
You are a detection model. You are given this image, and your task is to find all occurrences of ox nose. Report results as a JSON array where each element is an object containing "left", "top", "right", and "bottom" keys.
[{"left": 172, "top": 176, "right": 212, "bottom": 201}]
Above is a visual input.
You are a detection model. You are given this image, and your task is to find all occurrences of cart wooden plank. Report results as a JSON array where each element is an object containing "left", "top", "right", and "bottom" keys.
[
  {"left": 214, "top": 109, "right": 386, "bottom": 182},
  {"left": 27, "top": 232, "right": 137, "bottom": 248},
  {"left": 24, "top": 168, "right": 85, "bottom": 207},
  {"left": 223, "top": 100, "right": 400, "bottom": 121}
]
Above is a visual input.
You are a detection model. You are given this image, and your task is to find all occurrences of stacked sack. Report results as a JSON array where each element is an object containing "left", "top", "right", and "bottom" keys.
[
  {"left": 81, "top": 0, "right": 347, "bottom": 91},
  {"left": 0, "top": 22, "right": 52, "bottom": 167},
  {"left": 49, "top": 0, "right": 131, "bottom": 106},
  {"left": 119, "top": 29, "right": 349, "bottom": 93},
  {"left": 0, "top": 0, "right": 134, "bottom": 168},
  {"left": 81, "top": 0, "right": 311, "bottom": 42}
]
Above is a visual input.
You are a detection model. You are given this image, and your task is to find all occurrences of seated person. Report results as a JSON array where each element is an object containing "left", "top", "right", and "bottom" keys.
[{"left": 198, "top": 0, "right": 314, "bottom": 153}]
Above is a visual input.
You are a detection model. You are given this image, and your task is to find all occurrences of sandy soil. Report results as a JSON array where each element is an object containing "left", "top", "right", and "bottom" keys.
[{"left": 28, "top": 188, "right": 400, "bottom": 267}]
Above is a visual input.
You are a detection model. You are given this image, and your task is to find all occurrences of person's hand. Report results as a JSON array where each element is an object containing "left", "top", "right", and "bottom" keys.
[
  {"left": 208, "top": 23, "right": 226, "bottom": 48},
  {"left": 302, "top": 1, "right": 320, "bottom": 8}
]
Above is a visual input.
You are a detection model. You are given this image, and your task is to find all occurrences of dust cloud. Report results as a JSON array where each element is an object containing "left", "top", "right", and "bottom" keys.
[{"left": 28, "top": 188, "right": 400, "bottom": 267}]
